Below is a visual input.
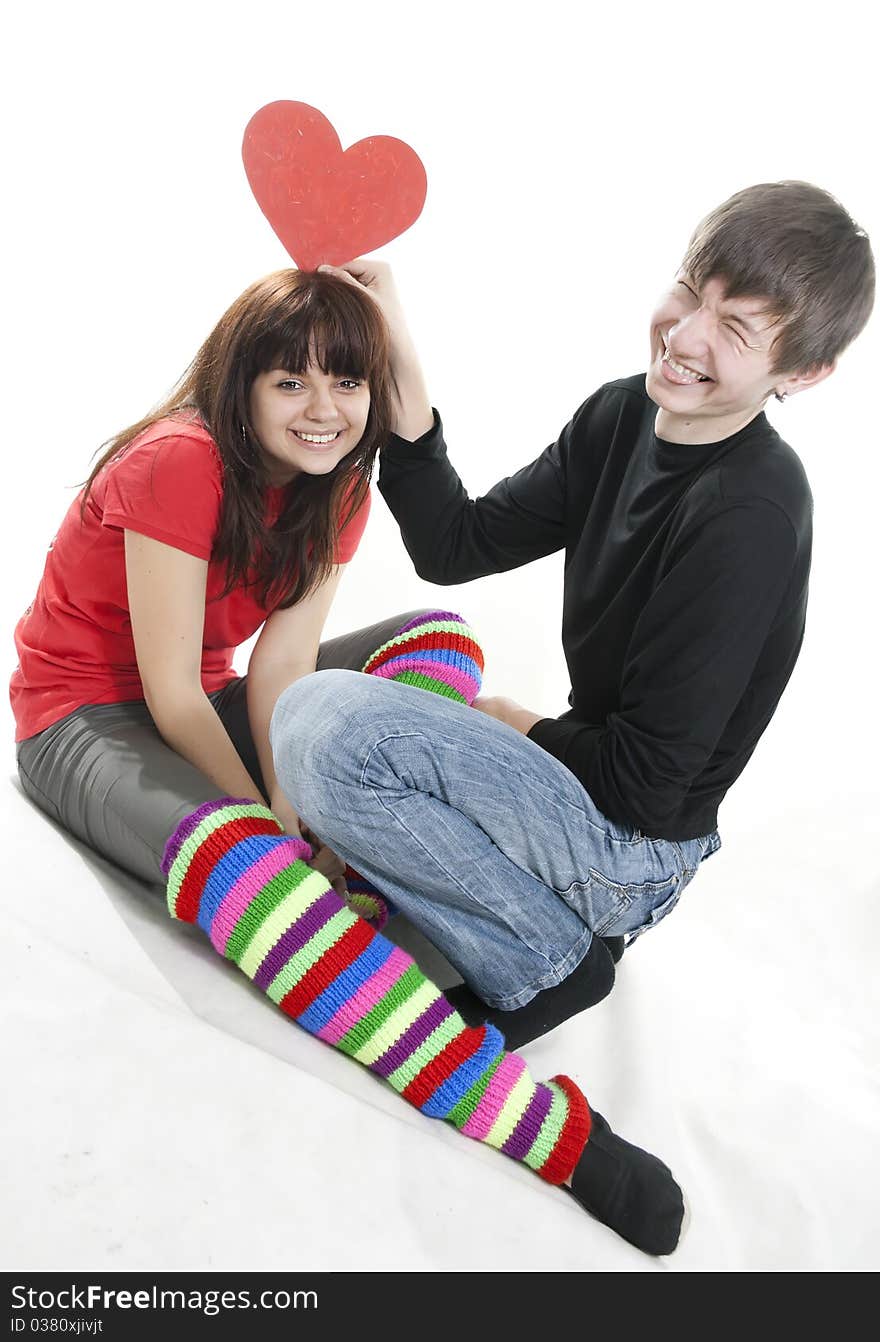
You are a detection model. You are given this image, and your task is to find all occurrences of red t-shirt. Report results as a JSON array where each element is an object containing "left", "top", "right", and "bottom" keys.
[{"left": 10, "top": 415, "right": 370, "bottom": 742}]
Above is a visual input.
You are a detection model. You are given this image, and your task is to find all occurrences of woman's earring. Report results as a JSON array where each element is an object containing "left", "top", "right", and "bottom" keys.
[
  {"left": 774, "top": 390, "right": 788, "bottom": 403},
  {"left": 241, "top": 422, "right": 248, "bottom": 441}
]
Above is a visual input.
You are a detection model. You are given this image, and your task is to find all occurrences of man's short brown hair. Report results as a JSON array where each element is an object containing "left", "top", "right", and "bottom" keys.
[{"left": 682, "top": 181, "right": 874, "bottom": 375}]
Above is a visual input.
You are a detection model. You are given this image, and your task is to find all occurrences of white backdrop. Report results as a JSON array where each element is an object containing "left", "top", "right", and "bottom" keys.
[{"left": 3, "top": 0, "right": 878, "bottom": 1274}]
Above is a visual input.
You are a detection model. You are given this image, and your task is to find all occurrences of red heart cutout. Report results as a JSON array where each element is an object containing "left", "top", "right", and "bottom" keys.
[{"left": 242, "top": 101, "right": 428, "bottom": 270}]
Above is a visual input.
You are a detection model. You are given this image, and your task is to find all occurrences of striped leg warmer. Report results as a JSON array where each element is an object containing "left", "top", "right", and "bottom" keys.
[
  {"left": 162, "top": 799, "right": 590, "bottom": 1186},
  {"left": 361, "top": 610, "right": 484, "bottom": 704}
]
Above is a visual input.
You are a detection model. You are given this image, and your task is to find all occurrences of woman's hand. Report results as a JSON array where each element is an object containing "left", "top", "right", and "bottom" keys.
[
  {"left": 302, "top": 828, "right": 348, "bottom": 897},
  {"left": 472, "top": 695, "right": 544, "bottom": 736}
]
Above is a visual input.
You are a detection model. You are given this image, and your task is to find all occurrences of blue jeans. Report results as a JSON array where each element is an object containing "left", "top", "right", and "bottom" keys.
[{"left": 270, "top": 670, "right": 720, "bottom": 1010}]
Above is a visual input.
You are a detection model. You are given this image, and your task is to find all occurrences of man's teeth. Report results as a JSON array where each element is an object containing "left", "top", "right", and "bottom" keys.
[
  {"left": 295, "top": 430, "right": 340, "bottom": 443},
  {"left": 663, "top": 349, "right": 710, "bottom": 382}
]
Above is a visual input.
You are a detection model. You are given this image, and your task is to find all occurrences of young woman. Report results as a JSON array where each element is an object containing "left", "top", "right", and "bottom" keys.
[
  {"left": 10, "top": 267, "right": 686, "bottom": 1257},
  {"left": 12, "top": 268, "right": 396, "bottom": 882}
]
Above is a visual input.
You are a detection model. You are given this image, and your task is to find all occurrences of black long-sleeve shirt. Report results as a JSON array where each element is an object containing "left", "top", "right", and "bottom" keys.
[{"left": 378, "top": 375, "right": 812, "bottom": 841}]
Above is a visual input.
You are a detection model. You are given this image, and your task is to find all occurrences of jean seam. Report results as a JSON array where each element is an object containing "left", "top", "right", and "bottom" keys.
[
  {"left": 671, "top": 840, "right": 701, "bottom": 881},
  {"left": 583, "top": 868, "right": 679, "bottom": 897},
  {"left": 358, "top": 731, "right": 426, "bottom": 789}
]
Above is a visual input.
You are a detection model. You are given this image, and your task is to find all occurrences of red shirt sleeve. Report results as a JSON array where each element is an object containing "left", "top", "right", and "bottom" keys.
[
  {"left": 101, "top": 428, "right": 224, "bottom": 560},
  {"left": 335, "top": 487, "right": 371, "bottom": 563}
]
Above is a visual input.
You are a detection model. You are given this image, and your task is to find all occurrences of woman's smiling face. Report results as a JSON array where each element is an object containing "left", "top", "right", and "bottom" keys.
[{"left": 249, "top": 361, "right": 372, "bottom": 484}]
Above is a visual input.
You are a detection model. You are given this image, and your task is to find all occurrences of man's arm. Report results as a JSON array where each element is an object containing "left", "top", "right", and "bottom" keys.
[
  {"left": 316, "top": 257, "right": 584, "bottom": 585},
  {"left": 377, "top": 412, "right": 573, "bottom": 584}
]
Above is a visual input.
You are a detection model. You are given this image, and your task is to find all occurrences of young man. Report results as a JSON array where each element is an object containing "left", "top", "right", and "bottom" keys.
[{"left": 269, "top": 181, "right": 875, "bottom": 1050}]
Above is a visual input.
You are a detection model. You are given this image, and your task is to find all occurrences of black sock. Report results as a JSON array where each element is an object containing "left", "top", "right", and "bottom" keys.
[
  {"left": 445, "top": 935, "right": 616, "bottom": 1049},
  {"left": 566, "top": 1110, "right": 685, "bottom": 1255},
  {"left": 601, "top": 935, "right": 625, "bottom": 964}
]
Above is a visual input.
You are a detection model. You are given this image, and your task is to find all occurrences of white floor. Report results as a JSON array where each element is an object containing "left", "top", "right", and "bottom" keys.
[{"left": 4, "top": 762, "right": 878, "bottom": 1273}]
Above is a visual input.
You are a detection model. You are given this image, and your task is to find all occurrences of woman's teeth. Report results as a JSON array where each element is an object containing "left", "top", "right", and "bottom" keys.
[
  {"left": 294, "top": 430, "right": 341, "bottom": 444},
  {"left": 662, "top": 349, "right": 711, "bottom": 383}
]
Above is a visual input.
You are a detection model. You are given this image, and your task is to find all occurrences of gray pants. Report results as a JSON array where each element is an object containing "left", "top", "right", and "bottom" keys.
[{"left": 16, "top": 611, "right": 422, "bottom": 887}]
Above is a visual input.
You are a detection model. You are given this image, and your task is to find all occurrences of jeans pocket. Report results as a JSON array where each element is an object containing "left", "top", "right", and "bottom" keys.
[
  {"left": 559, "top": 867, "right": 681, "bottom": 937},
  {"left": 556, "top": 871, "right": 631, "bottom": 935},
  {"left": 630, "top": 883, "right": 682, "bottom": 941}
]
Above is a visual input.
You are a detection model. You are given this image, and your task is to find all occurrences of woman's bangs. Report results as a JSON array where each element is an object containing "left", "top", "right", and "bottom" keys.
[
  {"left": 308, "top": 312, "right": 374, "bottom": 380},
  {"left": 261, "top": 290, "right": 378, "bottom": 380}
]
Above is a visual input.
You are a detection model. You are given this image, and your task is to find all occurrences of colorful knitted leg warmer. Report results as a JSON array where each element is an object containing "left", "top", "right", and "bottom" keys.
[
  {"left": 344, "top": 610, "right": 486, "bottom": 924},
  {"left": 361, "top": 609, "right": 484, "bottom": 704},
  {"left": 162, "top": 798, "right": 589, "bottom": 1187}
]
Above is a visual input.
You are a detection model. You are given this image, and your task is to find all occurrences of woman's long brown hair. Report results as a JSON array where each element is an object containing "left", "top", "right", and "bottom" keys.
[{"left": 80, "top": 269, "right": 394, "bottom": 609}]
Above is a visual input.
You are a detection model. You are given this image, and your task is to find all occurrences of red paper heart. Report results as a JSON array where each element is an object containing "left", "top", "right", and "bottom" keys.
[{"left": 242, "top": 101, "right": 428, "bottom": 270}]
